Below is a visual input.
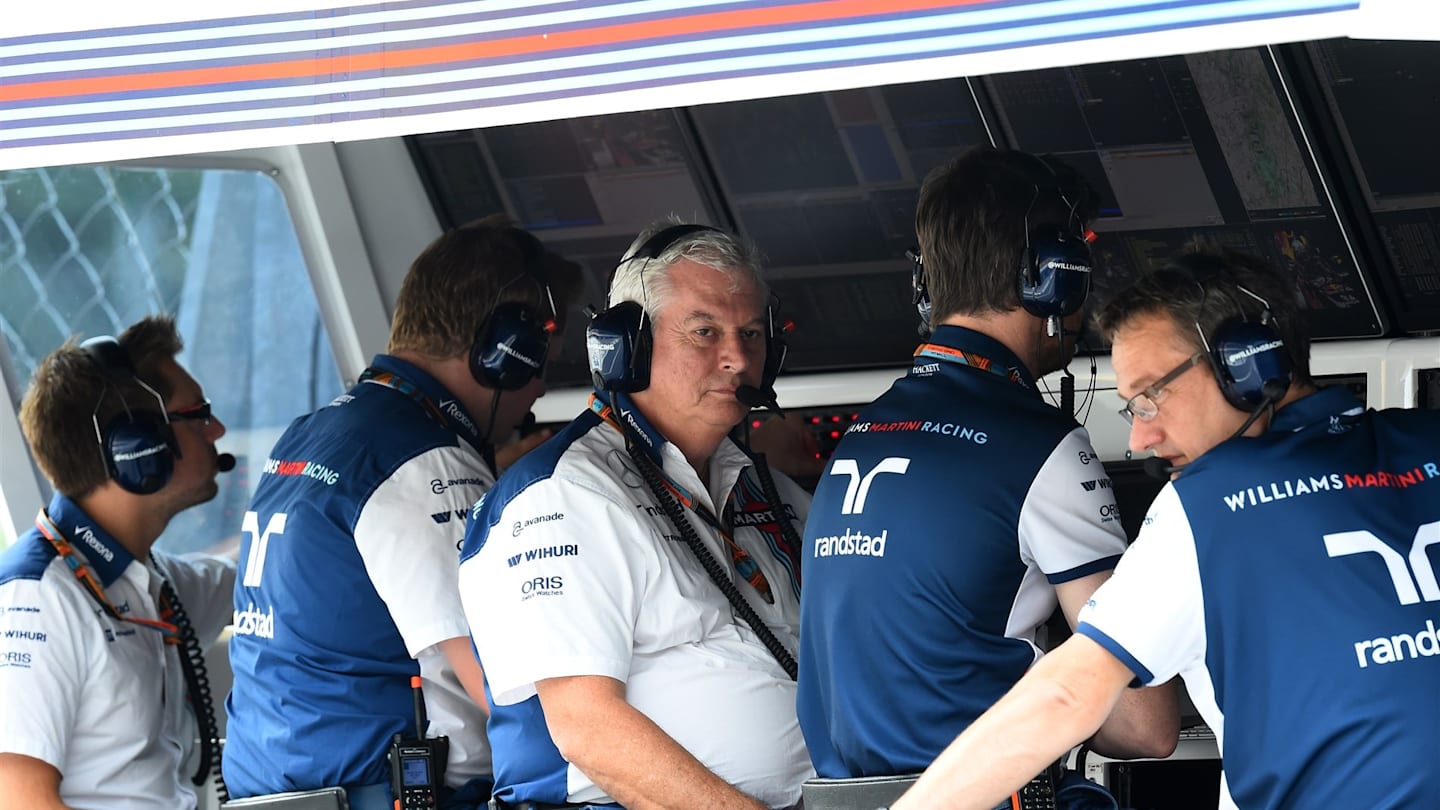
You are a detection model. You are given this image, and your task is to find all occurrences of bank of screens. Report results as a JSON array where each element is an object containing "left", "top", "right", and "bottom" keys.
[
  {"left": 410, "top": 110, "right": 721, "bottom": 386},
  {"left": 690, "top": 79, "right": 994, "bottom": 372},
  {"left": 985, "top": 46, "right": 1386, "bottom": 344},
  {"left": 1307, "top": 39, "right": 1440, "bottom": 333}
]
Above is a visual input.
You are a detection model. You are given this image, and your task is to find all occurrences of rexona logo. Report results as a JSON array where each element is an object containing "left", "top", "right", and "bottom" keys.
[
  {"left": 507, "top": 544, "right": 579, "bottom": 568},
  {"left": 829, "top": 457, "right": 910, "bottom": 515},
  {"left": 73, "top": 524, "right": 113, "bottom": 563},
  {"left": 438, "top": 399, "right": 477, "bottom": 435},
  {"left": 232, "top": 603, "right": 275, "bottom": 639},
  {"left": 512, "top": 512, "right": 564, "bottom": 537},
  {"left": 1326, "top": 521, "right": 1440, "bottom": 669},
  {"left": 263, "top": 457, "right": 340, "bottom": 486}
]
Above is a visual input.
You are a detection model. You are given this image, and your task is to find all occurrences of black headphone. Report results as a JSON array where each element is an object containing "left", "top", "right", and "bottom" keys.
[
  {"left": 468, "top": 230, "right": 559, "bottom": 391},
  {"left": 1196, "top": 284, "right": 1294, "bottom": 410},
  {"left": 907, "top": 249, "right": 932, "bottom": 336},
  {"left": 82, "top": 336, "right": 179, "bottom": 496},
  {"left": 1018, "top": 156, "right": 1093, "bottom": 319},
  {"left": 586, "top": 224, "right": 787, "bottom": 396},
  {"left": 908, "top": 154, "right": 1093, "bottom": 331}
]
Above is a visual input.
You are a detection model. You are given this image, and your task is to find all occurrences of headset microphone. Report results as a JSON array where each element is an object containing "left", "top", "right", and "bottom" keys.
[
  {"left": 736, "top": 385, "right": 786, "bottom": 419},
  {"left": 1142, "top": 380, "right": 1287, "bottom": 482},
  {"left": 1227, "top": 380, "right": 1286, "bottom": 442},
  {"left": 1143, "top": 456, "right": 1182, "bottom": 481},
  {"left": 217, "top": 453, "right": 236, "bottom": 473}
]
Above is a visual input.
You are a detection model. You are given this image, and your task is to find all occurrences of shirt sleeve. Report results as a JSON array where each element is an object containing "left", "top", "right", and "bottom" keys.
[
  {"left": 1076, "top": 484, "right": 1207, "bottom": 685},
  {"left": 0, "top": 574, "right": 92, "bottom": 768},
  {"left": 157, "top": 552, "right": 236, "bottom": 645},
  {"left": 460, "top": 476, "right": 648, "bottom": 707},
  {"left": 354, "top": 445, "right": 493, "bottom": 657},
  {"left": 1018, "top": 427, "right": 1127, "bottom": 582}
]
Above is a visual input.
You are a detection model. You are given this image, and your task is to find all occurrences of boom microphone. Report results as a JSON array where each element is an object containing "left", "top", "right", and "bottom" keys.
[
  {"left": 1143, "top": 456, "right": 1181, "bottom": 481},
  {"left": 217, "top": 453, "right": 236, "bottom": 473},
  {"left": 1141, "top": 381, "right": 1287, "bottom": 482},
  {"left": 736, "top": 385, "right": 785, "bottom": 418}
]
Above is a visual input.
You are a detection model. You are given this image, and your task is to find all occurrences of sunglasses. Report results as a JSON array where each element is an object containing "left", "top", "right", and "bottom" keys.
[{"left": 167, "top": 399, "right": 213, "bottom": 426}]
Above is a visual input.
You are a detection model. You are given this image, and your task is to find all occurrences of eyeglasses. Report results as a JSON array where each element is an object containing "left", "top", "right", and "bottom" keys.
[
  {"left": 167, "top": 400, "right": 213, "bottom": 426},
  {"left": 1118, "top": 354, "right": 1206, "bottom": 425}
]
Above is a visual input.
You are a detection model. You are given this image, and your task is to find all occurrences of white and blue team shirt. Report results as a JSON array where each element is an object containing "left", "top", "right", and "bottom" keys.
[
  {"left": 1079, "top": 387, "right": 1440, "bottom": 809},
  {"left": 797, "top": 326, "right": 1126, "bottom": 778},
  {"left": 225, "top": 354, "right": 494, "bottom": 797},
  {"left": 0, "top": 494, "right": 234, "bottom": 810},
  {"left": 458, "top": 393, "right": 813, "bottom": 809}
]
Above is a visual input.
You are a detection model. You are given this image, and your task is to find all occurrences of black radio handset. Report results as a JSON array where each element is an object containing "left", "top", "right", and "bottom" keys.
[{"left": 389, "top": 676, "right": 448, "bottom": 809}]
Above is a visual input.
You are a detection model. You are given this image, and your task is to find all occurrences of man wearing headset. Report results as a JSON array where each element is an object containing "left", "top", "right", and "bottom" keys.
[
  {"left": 224, "top": 218, "right": 580, "bottom": 810},
  {"left": 0, "top": 316, "right": 236, "bottom": 809},
  {"left": 890, "top": 247, "right": 1440, "bottom": 809},
  {"left": 796, "top": 148, "right": 1178, "bottom": 803},
  {"left": 458, "top": 221, "right": 813, "bottom": 809}
]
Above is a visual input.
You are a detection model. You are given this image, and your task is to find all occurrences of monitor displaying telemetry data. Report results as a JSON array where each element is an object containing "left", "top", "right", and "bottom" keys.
[{"left": 985, "top": 45, "right": 1386, "bottom": 344}]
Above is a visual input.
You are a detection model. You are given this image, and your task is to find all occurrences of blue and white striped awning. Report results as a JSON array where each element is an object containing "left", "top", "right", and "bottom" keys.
[{"left": 0, "top": 0, "right": 1367, "bottom": 170}]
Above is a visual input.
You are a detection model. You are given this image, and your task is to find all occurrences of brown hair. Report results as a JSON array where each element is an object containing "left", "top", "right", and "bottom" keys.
[
  {"left": 19, "top": 315, "right": 184, "bottom": 497},
  {"left": 1093, "top": 243, "right": 1313, "bottom": 383},
  {"left": 915, "top": 147, "right": 1097, "bottom": 325},
  {"left": 387, "top": 215, "right": 583, "bottom": 357}
]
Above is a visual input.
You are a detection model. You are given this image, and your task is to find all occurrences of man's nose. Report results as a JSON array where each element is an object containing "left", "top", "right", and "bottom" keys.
[
  {"left": 719, "top": 332, "right": 752, "bottom": 373},
  {"left": 1127, "top": 418, "right": 1160, "bottom": 457}
]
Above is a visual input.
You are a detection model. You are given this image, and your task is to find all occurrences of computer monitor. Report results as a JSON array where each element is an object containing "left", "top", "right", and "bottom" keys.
[
  {"left": 983, "top": 45, "right": 1388, "bottom": 346},
  {"left": 688, "top": 78, "right": 996, "bottom": 372},
  {"left": 1305, "top": 38, "right": 1440, "bottom": 334},
  {"left": 409, "top": 109, "right": 723, "bottom": 386}
]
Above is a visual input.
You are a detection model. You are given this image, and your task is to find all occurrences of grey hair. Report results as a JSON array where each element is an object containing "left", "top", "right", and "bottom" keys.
[{"left": 607, "top": 218, "right": 768, "bottom": 318}]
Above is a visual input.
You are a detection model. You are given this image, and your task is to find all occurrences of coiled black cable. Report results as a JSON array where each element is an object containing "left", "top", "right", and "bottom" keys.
[
  {"left": 161, "top": 580, "right": 228, "bottom": 802},
  {"left": 626, "top": 439, "right": 799, "bottom": 680},
  {"left": 750, "top": 451, "right": 804, "bottom": 567}
]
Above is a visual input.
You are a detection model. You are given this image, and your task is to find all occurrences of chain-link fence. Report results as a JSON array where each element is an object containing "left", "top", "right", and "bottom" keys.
[
  {"left": 1, "top": 164, "right": 344, "bottom": 556},
  {"left": 1, "top": 166, "right": 201, "bottom": 392}
]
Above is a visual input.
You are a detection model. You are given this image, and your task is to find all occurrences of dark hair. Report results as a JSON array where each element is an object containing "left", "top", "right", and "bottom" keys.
[
  {"left": 915, "top": 147, "right": 1098, "bottom": 323},
  {"left": 388, "top": 215, "right": 583, "bottom": 357},
  {"left": 1094, "top": 244, "right": 1313, "bottom": 383},
  {"left": 19, "top": 316, "right": 184, "bottom": 497}
]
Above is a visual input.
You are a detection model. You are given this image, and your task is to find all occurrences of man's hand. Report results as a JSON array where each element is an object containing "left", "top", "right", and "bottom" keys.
[
  {"left": 536, "top": 675, "right": 767, "bottom": 810},
  {"left": 891, "top": 635, "right": 1134, "bottom": 810}
]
